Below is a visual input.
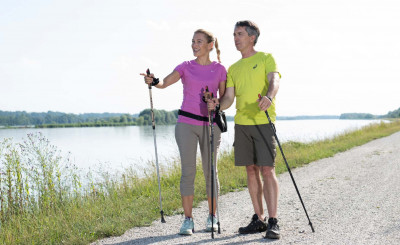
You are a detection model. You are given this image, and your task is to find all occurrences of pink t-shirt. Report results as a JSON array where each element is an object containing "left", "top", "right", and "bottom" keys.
[{"left": 175, "top": 60, "right": 227, "bottom": 126}]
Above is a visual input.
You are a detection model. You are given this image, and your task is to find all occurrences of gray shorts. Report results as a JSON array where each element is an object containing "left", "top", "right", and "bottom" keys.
[{"left": 234, "top": 124, "right": 277, "bottom": 166}]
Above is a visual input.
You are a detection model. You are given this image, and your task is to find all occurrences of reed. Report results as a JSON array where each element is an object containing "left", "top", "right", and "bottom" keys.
[{"left": 0, "top": 120, "right": 399, "bottom": 244}]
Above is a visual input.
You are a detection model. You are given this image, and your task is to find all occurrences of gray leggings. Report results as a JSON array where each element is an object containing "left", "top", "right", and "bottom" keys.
[{"left": 175, "top": 122, "right": 221, "bottom": 196}]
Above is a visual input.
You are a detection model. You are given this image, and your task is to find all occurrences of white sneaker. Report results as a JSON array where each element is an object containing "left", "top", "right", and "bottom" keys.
[
  {"left": 206, "top": 214, "right": 218, "bottom": 232},
  {"left": 179, "top": 217, "right": 194, "bottom": 235}
]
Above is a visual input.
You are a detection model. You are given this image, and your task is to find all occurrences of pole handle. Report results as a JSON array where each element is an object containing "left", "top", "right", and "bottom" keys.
[{"left": 146, "top": 68, "right": 152, "bottom": 89}]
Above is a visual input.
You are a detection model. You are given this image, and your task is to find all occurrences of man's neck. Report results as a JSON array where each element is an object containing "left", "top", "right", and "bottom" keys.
[{"left": 241, "top": 47, "right": 257, "bottom": 59}]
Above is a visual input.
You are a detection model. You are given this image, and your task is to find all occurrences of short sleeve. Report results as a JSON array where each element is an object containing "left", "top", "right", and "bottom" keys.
[
  {"left": 226, "top": 67, "right": 234, "bottom": 88},
  {"left": 219, "top": 65, "right": 227, "bottom": 83},
  {"left": 264, "top": 54, "right": 278, "bottom": 77},
  {"left": 174, "top": 61, "right": 186, "bottom": 77}
]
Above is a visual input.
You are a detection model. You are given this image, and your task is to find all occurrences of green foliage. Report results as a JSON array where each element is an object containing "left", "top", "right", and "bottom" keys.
[
  {"left": 385, "top": 107, "right": 400, "bottom": 118},
  {"left": 340, "top": 108, "right": 400, "bottom": 119},
  {"left": 0, "top": 110, "right": 178, "bottom": 128},
  {"left": 339, "top": 113, "right": 377, "bottom": 119}
]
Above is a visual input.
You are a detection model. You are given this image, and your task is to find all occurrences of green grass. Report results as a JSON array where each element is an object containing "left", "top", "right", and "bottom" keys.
[{"left": 0, "top": 120, "right": 399, "bottom": 244}]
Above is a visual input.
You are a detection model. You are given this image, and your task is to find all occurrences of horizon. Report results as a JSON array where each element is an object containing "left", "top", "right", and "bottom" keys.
[
  {"left": 2, "top": 107, "right": 397, "bottom": 118},
  {"left": 1, "top": 0, "right": 399, "bottom": 117}
]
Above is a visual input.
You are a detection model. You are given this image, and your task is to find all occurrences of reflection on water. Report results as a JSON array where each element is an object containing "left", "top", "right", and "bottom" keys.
[{"left": 0, "top": 119, "right": 383, "bottom": 171}]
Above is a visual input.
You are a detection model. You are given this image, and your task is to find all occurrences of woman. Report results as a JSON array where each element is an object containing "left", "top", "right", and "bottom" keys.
[{"left": 141, "top": 29, "right": 226, "bottom": 235}]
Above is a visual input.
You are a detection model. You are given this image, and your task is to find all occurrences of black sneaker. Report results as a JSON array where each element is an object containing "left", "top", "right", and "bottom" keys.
[
  {"left": 265, "top": 217, "right": 280, "bottom": 239},
  {"left": 238, "top": 214, "right": 267, "bottom": 234}
]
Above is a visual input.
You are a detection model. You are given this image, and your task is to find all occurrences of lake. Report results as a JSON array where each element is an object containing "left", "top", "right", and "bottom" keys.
[{"left": 0, "top": 119, "right": 383, "bottom": 172}]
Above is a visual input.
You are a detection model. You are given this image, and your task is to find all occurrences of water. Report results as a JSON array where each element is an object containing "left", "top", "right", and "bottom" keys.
[{"left": 0, "top": 119, "right": 383, "bottom": 171}]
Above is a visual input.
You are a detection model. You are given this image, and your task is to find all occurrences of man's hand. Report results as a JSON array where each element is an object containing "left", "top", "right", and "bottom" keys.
[{"left": 257, "top": 95, "right": 272, "bottom": 111}]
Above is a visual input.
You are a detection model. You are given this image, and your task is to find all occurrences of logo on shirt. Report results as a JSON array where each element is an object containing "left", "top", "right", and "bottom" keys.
[
  {"left": 211, "top": 70, "right": 215, "bottom": 72},
  {"left": 253, "top": 64, "right": 258, "bottom": 69}
]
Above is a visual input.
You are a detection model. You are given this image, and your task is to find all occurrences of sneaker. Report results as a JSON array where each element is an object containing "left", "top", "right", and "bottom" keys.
[
  {"left": 265, "top": 217, "right": 280, "bottom": 239},
  {"left": 206, "top": 214, "right": 218, "bottom": 232},
  {"left": 238, "top": 214, "right": 267, "bottom": 234},
  {"left": 179, "top": 217, "right": 194, "bottom": 235}
]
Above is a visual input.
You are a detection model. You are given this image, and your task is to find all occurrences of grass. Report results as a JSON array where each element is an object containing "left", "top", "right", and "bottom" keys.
[{"left": 0, "top": 120, "right": 399, "bottom": 244}]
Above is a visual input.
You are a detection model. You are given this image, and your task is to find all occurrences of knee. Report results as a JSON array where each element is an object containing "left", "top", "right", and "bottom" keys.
[
  {"left": 246, "top": 165, "right": 259, "bottom": 177},
  {"left": 261, "top": 166, "right": 275, "bottom": 179}
]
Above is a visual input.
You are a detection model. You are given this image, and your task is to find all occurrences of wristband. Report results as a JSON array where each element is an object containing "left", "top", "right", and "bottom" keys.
[
  {"left": 266, "top": 95, "right": 273, "bottom": 103},
  {"left": 151, "top": 77, "right": 160, "bottom": 86}
]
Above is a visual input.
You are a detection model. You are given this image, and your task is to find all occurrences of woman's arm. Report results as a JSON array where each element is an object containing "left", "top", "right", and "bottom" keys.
[
  {"left": 141, "top": 70, "right": 181, "bottom": 89},
  {"left": 157, "top": 70, "right": 181, "bottom": 89}
]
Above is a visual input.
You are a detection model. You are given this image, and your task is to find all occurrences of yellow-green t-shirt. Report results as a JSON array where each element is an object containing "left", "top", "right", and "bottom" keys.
[{"left": 226, "top": 52, "right": 278, "bottom": 125}]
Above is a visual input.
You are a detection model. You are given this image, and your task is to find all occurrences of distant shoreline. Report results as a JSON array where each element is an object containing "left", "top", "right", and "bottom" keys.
[{"left": 0, "top": 117, "right": 387, "bottom": 130}]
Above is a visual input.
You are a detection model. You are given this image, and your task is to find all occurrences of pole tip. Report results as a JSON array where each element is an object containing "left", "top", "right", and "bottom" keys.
[
  {"left": 161, "top": 211, "right": 166, "bottom": 223},
  {"left": 310, "top": 222, "right": 315, "bottom": 232}
]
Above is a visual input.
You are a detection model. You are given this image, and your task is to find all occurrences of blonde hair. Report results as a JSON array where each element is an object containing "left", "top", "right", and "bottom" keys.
[{"left": 194, "top": 29, "right": 221, "bottom": 63}]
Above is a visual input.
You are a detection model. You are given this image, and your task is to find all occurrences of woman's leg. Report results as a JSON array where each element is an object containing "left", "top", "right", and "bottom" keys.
[
  {"left": 199, "top": 124, "right": 221, "bottom": 215},
  {"left": 175, "top": 123, "right": 198, "bottom": 218}
]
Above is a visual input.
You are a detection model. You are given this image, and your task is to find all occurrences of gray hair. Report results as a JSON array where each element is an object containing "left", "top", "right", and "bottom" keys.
[{"left": 235, "top": 20, "right": 260, "bottom": 46}]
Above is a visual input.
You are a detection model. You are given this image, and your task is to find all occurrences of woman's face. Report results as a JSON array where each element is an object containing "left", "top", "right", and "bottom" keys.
[{"left": 192, "top": 32, "right": 213, "bottom": 57}]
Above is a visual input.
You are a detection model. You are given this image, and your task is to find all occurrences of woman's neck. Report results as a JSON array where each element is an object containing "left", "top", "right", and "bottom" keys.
[{"left": 195, "top": 56, "right": 212, "bottom": 66}]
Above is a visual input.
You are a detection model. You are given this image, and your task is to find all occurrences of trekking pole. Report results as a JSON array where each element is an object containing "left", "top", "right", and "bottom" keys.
[
  {"left": 146, "top": 68, "right": 166, "bottom": 223},
  {"left": 258, "top": 94, "right": 314, "bottom": 233},
  {"left": 205, "top": 87, "right": 221, "bottom": 238}
]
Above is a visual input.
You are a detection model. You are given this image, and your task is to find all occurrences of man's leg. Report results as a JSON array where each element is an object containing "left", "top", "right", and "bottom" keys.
[
  {"left": 261, "top": 165, "right": 280, "bottom": 239},
  {"left": 261, "top": 166, "right": 279, "bottom": 218},
  {"left": 246, "top": 165, "right": 264, "bottom": 219},
  {"left": 238, "top": 164, "right": 268, "bottom": 234}
]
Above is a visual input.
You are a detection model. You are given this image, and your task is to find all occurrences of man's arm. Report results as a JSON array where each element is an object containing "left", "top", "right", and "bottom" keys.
[
  {"left": 207, "top": 86, "right": 235, "bottom": 111},
  {"left": 258, "top": 72, "right": 281, "bottom": 111},
  {"left": 266, "top": 72, "right": 280, "bottom": 99}
]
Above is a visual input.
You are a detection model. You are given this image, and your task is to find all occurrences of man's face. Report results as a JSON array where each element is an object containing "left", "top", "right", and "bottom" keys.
[{"left": 233, "top": 26, "right": 254, "bottom": 52}]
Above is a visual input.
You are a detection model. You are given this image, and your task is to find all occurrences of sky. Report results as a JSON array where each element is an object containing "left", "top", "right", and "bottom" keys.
[{"left": 1, "top": 0, "right": 399, "bottom": 117}]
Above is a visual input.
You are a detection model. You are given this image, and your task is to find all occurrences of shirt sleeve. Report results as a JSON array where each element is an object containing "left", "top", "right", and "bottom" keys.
[
  {"left": 226, "top": 66, "right": 234, "bottom": 88},
  {"left": 174, "top": 61, "right": 186, "bottom": 77},
  {"left": 219, "top": 65, "right": 227, "bottom": 83},
  {"left": 264, "top": 54, "right": 279, "bottom": 78}
]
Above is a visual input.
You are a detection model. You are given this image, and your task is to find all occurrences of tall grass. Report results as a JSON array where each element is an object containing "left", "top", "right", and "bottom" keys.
[{"left": 0, "top": 120, "right": 399, "bottom": 244}]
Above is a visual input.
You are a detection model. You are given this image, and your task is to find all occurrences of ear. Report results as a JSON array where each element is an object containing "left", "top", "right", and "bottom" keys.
[
  {"left": 208, "top": 41, "right": 214, "bottom": 51},
  {"left": 250, "top": 35, "right": 256, "bottom": 45}
]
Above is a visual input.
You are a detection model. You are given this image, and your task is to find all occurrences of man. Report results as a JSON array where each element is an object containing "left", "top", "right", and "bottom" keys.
[{"left": 207, "top": 20, "right": 281, "bottom": 239}]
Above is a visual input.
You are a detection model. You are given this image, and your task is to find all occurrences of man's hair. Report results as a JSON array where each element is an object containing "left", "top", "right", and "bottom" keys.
[{"left": 235, "top": 20, "right": 260, "bottom": 46}]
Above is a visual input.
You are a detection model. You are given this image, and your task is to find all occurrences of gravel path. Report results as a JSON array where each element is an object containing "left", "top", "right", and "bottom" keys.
[{"left": 92, "top": 132, "right": 400, "bottom": 245}]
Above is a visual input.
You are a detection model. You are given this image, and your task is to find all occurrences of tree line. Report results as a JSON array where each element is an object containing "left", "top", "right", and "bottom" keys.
[
  {"left": 339, "top": 107, "right": 400, "bottom": 119},
  {"left": 0, "top": 109, "right": 178, "bottom": 127}
]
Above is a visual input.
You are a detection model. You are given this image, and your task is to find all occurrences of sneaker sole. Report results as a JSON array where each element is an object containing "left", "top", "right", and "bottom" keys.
[
  {"left": 238, "top": 227, "right": 267, "bottom": 234},
  {"left": 265, "top": 231, "right": 281, "bottom": 239},
  {"left": 179, "top": 229, "right": 194, "bottom": 236}
]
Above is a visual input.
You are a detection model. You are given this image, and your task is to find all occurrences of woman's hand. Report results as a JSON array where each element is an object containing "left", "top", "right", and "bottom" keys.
[
  {"left": 140, "top": 72, "right": 155, "bottom": 86},
  {"left": 207, "top": 98, "right": 219, "bottom": 112}
]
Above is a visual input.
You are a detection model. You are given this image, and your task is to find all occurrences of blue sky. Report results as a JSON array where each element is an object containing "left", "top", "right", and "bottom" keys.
[{"left": 1, "top": 0, "right": 399, "bottom": 116}]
